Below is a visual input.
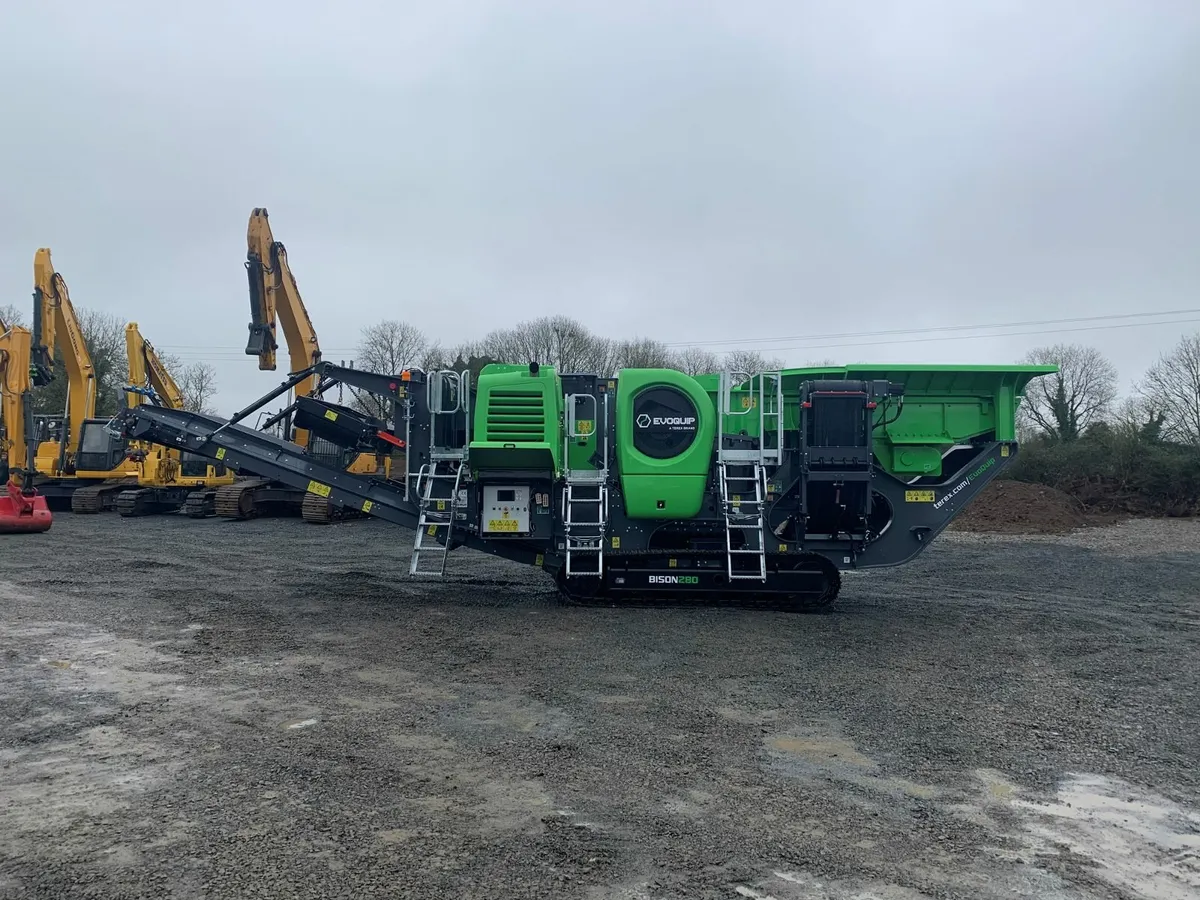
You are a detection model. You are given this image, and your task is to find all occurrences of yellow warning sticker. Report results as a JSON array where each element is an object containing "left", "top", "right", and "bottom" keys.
[
  {"left": 779, "top": 544, "right": 788, "bottom": 553},
  {"left": 487, "top": 519, "right": 520, "bottom": 532},
  {"left": 535, "top": 554, "right": 544, "bottom": 566},
  {"left": 576, "top": 419, "right": 594, "bottom": 435},
  {"left": 307, "top": 480, "right": 331, "bottom": 498},
  {"left": 611, "top": 536, "right": 621, "bottom": 549},
  {"left": 1001, "top": 445, "right": 1010, "bottom": 457},
  {"left": 362, "top": 500, "right": 373, "bottom": 513},
  {"left": 905, "top": 490, "right": 935, "bottom": 503},
  {"left": 215, "top": 448, "right": 226, "bottom": 460},
  {"left": 324, "top": 409, "right": 338, "bottom": 421}
]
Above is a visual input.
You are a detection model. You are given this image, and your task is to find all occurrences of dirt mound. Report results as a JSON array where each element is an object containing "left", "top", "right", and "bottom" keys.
[{"left": 951, "top": 479, "right": 1101, "bottom": 534}]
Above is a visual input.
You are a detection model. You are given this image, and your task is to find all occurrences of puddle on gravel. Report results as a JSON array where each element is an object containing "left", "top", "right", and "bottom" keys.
[
  {"left": 769, "top": 735, "right": 875, "bottom": 769},
  {"left": 763, "top": 725, "right": 939, "bottom": 801},
  {"left": 1006, "top": 772, "right": 1200, "bottom": 899}
]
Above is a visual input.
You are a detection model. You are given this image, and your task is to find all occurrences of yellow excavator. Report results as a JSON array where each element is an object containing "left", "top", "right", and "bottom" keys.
[
  {"left": 29, "top": 248, "right": 140, "bottom": 512},
  {"left": 112, "top": 323, "right": 237, "bottom": 517},
  {"left": 0, "top": 319, "right": 53, "bottom": 533},
  {"left": 213, "top": 207, "right": 387, "bottom": 523}
]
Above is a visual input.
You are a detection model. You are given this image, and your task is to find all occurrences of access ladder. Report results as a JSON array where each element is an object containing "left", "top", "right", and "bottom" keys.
[
  {"left": 410, "top": 461, "right": 464, "bottom": 576},
  {"left": 718, "top": 461, "right": 768, "bottom": 581},
  {"left": 410, "top": 369, "right": 471, "bottom": 577},
  {"left": 563, "top": 480, "right": 607, "bottom": 576},
  {"left": 561, "top": 390, "right": 609, "bottom": 577},
  {"left": 715, "top": 371, "right": 783, "bottom": 582}
]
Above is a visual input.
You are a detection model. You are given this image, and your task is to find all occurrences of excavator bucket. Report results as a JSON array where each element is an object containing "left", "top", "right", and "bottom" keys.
[{"left": 0, "top": 478, "right": 53, "bottom": 534}]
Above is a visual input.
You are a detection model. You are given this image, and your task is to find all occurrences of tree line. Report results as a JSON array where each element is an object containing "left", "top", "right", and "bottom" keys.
[
  {"left": 6, "top": 299, "right": 1197, "bottom": 515},
  {"left": 0, "top": 302, "right": 220, "bottom": 418},
  {"left": 351, "top": 314, "right": 825, "bottom": 383},
  {"left": 1011, "top": 336, "right": 1200, "bottom": 515}
]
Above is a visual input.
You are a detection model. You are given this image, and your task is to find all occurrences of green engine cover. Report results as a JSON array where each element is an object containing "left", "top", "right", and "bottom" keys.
[
  {"left": 469, "top": 364, "right": 563, "bottom": 473},
  {"left": 615, "top": 368, "right": 716, "bottom": 519}
]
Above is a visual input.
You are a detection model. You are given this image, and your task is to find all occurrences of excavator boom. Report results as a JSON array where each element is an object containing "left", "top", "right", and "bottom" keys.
[
  {"left": 243, "top": 207, "right": 321, "bottom": 447},
  {"left": 126, "top": 322, "right": 186, "bottom": 410},
  {"left": 31, "top": 248, "right": 98, "bottom": 459},
  {"left": 0, "top": 324, "right": 53, "bottom": 533}
]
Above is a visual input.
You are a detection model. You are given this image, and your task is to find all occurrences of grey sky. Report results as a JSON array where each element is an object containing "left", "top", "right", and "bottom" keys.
[{"left": 2, "top": 0, "right": 1198, "bottom": 412}]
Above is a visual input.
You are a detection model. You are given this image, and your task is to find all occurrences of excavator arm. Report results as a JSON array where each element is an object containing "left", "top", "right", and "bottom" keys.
[
  {"left": 243, "top": 207, "right": 322, "bottom": 447},
  {"left": 125, "top": 322, "right": 186, "bottom": 410},
  {"left": 0, "top": 323, "right": 31, "bottom": 473},
  {"left": 0, "top": 323, "right": 52, "bottom": 532},
  {"left": 31, "top": 248, "right": 98, "bottom": 459}
]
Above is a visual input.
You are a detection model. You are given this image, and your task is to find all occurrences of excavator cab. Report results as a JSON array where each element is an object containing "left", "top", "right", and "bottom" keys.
[
  {"left": 74, "top": 418, "right": 129, "bottom": 474},
  {"left": 179, "top": 451, "right": 226, "bottom": 479}
]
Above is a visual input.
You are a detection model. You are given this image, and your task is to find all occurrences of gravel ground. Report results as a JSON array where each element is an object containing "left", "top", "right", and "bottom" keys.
[{"left": 1, "top": 513, "right": 1198, "bottom": 900}]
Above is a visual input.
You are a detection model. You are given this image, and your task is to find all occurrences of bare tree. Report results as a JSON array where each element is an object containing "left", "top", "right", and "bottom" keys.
[
  {"left": 1018, "top": 343, "right": 1118, "bottom": 442},
  {"left": 721, "top": 349, "right": 786, "bottom": 375},
  {"left": 479, "top": 316, "right": 610, "bottom": 373},
  {"left": 671, "top": 346, "right": 721, "bottom": 376},
  {"left": 1111, "top": 395, "right": 1167, "bottom": 443},
  {"left": 32, "top": 307, "right": 128, "bottom": 417},
  {"left": 0, "top": 303, "right": 25, "bottom": 329},
  {"left": 178, "top": 362, "right": 219, "bottom": 415},
  {"left": 1136, "top": 332, "right": 1200, "bottom": 445},
  {"left": 356, "top": 320, "right": 429, "bottom": 374},
  {"left": 351, "top": 320, "right": 430, "bottom": 419},
  {"left": 609, "top": 337, "right": 676, "bottom": 371}
]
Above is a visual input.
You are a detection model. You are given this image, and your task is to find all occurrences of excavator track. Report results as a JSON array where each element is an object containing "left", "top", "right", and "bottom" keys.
[
  {"left": 115, "top": 488, "right": 153, "bottom": 518},
  {"left": 69, "top": 478, "right": 138, "bottom": 514},
  {"left": 213, "top": 478, "right": 273, "bottom": 519},
  {"left": 301, "top": 491, "right": 367, "bottom": 525},
  {"left": 183, "top": 489, "right": 217, "bottom": 518}
]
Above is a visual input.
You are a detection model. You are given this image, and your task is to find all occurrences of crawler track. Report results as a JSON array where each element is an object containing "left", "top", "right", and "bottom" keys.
[
  {"left": 183, "top": 489, "right": 217, "bottom": 518},
  {"left": 554, "top": 552, "right": 843, "bottom": 612},
  {"left": 68, "top": 478, "right": 139, "bottom": 514},
  {"left": 213, "top": 478, "right": 271, "bottom": 519},
  {"left": 301, "top": 490, "right": 369, "bottom": 524}
]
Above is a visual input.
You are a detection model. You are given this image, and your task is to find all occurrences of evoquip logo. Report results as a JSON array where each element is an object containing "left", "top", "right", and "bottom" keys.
[
  {"left": 631, "top": 385, "right": 701, "bottom": 459},
  {"left": 636, "top": 413, "right": 695, "bottom": 429},
  {"left": 648, "top": 574, "right": 699, "bottom": 585}
]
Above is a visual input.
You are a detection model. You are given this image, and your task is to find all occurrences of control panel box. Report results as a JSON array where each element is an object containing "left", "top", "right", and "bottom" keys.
[{"left": 481, "top": 485, "right": 531, "bottom": 535}]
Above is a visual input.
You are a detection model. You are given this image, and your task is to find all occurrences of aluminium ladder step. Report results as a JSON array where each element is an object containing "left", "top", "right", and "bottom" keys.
[
  {"left": 718, "top": 461, "right": 768, "bottom": 582},
  {"left": 410, "top": 463, "right": 464, "bottom": 577},
  {"left": 564, "top": 481, "right": 607, "bottom": 577}
]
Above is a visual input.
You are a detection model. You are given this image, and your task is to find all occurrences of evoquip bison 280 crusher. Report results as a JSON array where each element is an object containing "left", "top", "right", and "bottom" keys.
[{"left": 118, "top": 360, "right": 1054, "bottom": 610}]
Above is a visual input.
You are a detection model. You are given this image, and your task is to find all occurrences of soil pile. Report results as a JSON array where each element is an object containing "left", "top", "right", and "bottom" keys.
[{"left": 951, "top": 479, "right": 1099, "bottom": 534}]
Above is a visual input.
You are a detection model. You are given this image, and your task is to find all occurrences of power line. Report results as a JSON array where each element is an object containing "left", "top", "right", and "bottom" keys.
[
  {"left": 155, "top": 311, "right": 1199, "bottom": 361},
  {"left": 714, "top": 316, "right": 1200, "bottom": 356},
  {"left": 660, "top": 308, "right": 1200, "bottom": 349}
]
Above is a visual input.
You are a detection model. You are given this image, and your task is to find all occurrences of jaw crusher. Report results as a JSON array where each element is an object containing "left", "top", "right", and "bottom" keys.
[{"left": 118, "top": 359, "right": 1055, "bottom": 610}]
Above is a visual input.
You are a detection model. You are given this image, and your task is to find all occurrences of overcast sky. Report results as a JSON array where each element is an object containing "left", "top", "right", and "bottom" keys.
[{"left": 2, "top": 0, "right": 1198, "bottom": 412}]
